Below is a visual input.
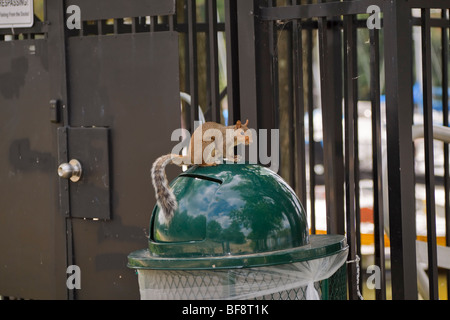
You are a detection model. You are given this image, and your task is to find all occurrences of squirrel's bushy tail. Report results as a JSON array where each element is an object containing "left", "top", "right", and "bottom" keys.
[{"left": 151, "top": 154, "right": 182, "bottom": 223}]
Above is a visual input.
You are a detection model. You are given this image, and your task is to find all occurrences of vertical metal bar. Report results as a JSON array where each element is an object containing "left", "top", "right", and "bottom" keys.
[
  {"left": 291, "top": 0, "right": 307, "bottom": 208},
  {"left": 207, "top": 0, "right": 220, "bottom": 122},
  {"left": 129, "top": 17, "right": 135, "bottom": 34},
  {"left": 149, "top": 16, "right": 154, "bottom": 33},
  {"left": 168, "top": 14, "right": 174, "bottom": 32},
  {"left": 442, "top": 9, "right": 450, "bottom": 300},
  {"left": 307, "top": 0, "right": 316, "bottom": 234},
  {"left": 255, "top": 0, "right": 279, "bottom": 169},
  {"left": 80, "top": 20, "right": 84, "bottom": 37},
  {"left": 182, "top": 1, "right": 191, "bottom": 126},
  {"left": 353, "top": 56, "right": 362, "bottom": 300},
  {"left": 317, "top": 15, "right": 329, "bottom": 229},
  {"left": 57, "top": 128, "right": 74, "bottom": 300},
  {"left": 343, "top": 12, "right": 358, "bottom": 300},
  {"left": 188, "top": 0, "right": 199, "bottom": 130},
  {"left": 383, "top": 0, "right": 418, "bottom": 300},
  {"left": 352, "top": 22, "right": 362, "bottom": 300},
  {"left": 369, "top": 27, "right": 386, "bottom": 300},
  {"left": 255, "top": 0, "right": 280, "bottom": 172},
  {"left": 250, "top": 0, "right": 278, "bottom": 167},
  {"left": 287, "top": 15, "right": 296, "bottom": 191},
  {"left": 113, "top": 18, "right": 118, "bottom": 34},
  {"left": 269, "top": 0, "right": 280, "bottom": 130},
  {"left": 421, "top": 8, "right": 439, "bottom": 300},
  {"left": 57, "top": 128, "right": 70, "bottom": 218},
  {"left": 205, "top": 3, "right": 212, "bottom": 122},
  {"left": 47, "top": 0, "right": 75, "bottom": 299},
  {"left": 236, "top": 0, "right": 258, "bottom": 128},
  {"left": 317, "top": 13, "right": 345, "bottom": 235},
  {"left": 224, "top": 0, "right": 240, "bottom": 124},
  {"left": 98, "top": 19, "right": 104, "bottom": 35},
  {"left": 150, "top": 16, "right": 158, "bottom": 32}
]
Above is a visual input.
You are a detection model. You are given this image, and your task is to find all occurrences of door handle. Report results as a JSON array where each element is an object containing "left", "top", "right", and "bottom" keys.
[{"left": 58, "top": 159, "right": 82, "bottom": 182}]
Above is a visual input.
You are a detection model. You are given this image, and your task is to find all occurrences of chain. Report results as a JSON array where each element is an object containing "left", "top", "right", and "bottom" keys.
[{"left": 347, "top": 255, "right": 364, "bottom": 300}]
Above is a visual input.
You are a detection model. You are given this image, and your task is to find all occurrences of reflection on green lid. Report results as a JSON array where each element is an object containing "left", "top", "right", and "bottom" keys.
[{"left": 128, "top": 164, "right": 347, "bottom": 270}]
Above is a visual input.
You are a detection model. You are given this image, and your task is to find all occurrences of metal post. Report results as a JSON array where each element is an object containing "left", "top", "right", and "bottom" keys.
[
  {"left": 236, "top": 0, "right": 259, "bottom": 128},
  {"left": 207, "top": 0, "right": 221, "bottom": 122},
  {"left": 187, "top": 0, "right": 199, "bottom": 130},
  {"left": 306, "top": 0, "right": 316, "bottom": 233},
  {"left": 224, "top": 0, "right": 241, "bottom": 124},
  {"left": 47, "top": 0, "right": 75, "bottom": 300},
  {"left": 290, "top": 1, "right": 307, "bottom": 206},
  {"left": 441, "top": 9, "right": 450, "bottom": 300},
  {"left": 383, "top": 0, "right": 418, "bottom": 299},
  {"left": 421, "top": 8, "right": 439, "bottom": 300},
  {"left": 369, "top": 27, "right": 387, "bottom": 300},
  {"left": 317, "top": 13, "right": 345, "bottom": 235},
  {"left": 343, "top": 12, "right": 359, "bottom": 300}
]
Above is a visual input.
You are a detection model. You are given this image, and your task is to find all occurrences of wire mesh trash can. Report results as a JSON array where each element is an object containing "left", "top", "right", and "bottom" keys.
[{"left": 128, "top": 164, "right": 348, "bottom": 300}]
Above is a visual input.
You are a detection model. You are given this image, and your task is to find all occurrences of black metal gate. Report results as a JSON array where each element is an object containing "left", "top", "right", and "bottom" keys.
[
  {"left": 252, "top": 0, "right": 450, "bottom": 300},
  {"left": 0, "top": 0, "right": 181, "bottom": 299}
]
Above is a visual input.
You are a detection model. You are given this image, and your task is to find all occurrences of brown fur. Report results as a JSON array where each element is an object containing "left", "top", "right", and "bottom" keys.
[{"left": 151, "top": 120, "right": 252, "bottom": 223}]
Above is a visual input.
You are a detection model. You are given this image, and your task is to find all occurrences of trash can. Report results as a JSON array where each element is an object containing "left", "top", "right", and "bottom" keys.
[{"left": 128, "top": 164, "right": 348, "bottom": 300}]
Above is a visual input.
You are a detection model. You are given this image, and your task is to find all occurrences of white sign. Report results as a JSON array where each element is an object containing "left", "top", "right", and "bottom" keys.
[{"left": 0, "top": 0, "right": 34, "bottom": 29}]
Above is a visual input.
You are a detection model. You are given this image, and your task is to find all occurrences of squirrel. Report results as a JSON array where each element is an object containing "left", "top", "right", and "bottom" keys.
[{"left": 151, "top": 120, "right": 253, "bottom": 223}]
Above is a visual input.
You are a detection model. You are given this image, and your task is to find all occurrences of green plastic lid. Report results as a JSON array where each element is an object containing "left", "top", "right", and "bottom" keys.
[{"left": 128, "top": 164, "right": 347, "bottom": 270}]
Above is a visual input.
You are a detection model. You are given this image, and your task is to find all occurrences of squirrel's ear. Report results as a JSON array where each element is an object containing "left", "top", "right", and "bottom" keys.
[{"left": 235, "top": 120, "right": 241, "bottom": 129}]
